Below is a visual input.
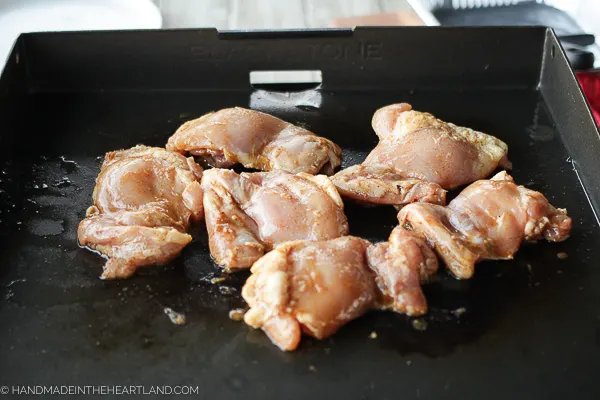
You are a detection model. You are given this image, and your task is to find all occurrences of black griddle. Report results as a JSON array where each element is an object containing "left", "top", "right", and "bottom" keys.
[{"left": 0, "top": 28, "right": 599, "bottom": 399}]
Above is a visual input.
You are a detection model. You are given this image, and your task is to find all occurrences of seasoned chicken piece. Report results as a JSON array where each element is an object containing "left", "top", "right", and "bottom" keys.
[
  {"left": 242, "top": 237, "right": 376, "bottom": 351},
  {"left": 367, "top": 226, "right": 438, "bottom": 315},
  {"left": 397, "top": 171, "right": 572, "bottom": 279},
  {"left": 202, "top": 169, "right": 349, "bottom": 270},
  {"left": 332, "top": 103, "right": 510, "bottom": 206},
  {"left": 167, "top": 107, "right": 342, "bottom": 175},
  {"left": 78, "top": 146, "right": 204, "bottom": 279},
  {"left": 367, "top": 103, "right": 511, "bottom": 188},
  {"left": 242, "top": 234, "right": 437, "bottom": 351},
  {"left": 332, "top": 164, "right": 446, "bottom": 206}
]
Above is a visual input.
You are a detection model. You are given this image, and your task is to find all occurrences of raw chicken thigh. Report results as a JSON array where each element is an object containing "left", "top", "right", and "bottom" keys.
[
  {"left": 78, "top": 146, "right": 204, "bottom": 279},
  {"left": 367, "top": 103, "right": 511, "bottom": 188},
  {"left": 167, "top": 107, "right": 342, "bottom": 175},
  {"left": 397, "top": 171, "right": 572, "bottom": 279},
  {"left": 332, "top": 103, "right": 511, "bottom": 205},
  {"left": 202, "top": 169, "right": 349, "bottom": 270},
  {"left": 332, "top": 164, "right": 446, "bottom": 206},
  {"left": 242, "top": 234, "right": 438, "bottom": 351},
  {"left": 367, "top": 226, "right": 438, "bottom": 315},
  {"left": 242, "top": 237, "right": 376, "bottom": 351}
]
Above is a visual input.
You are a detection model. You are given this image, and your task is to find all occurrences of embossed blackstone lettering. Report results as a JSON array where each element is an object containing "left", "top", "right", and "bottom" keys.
[
  {"left": 365, "top": 43, "right": 383, "bottom": 60},
  {"left": 190, "top": 41, "right": 383, "bottom": 63},
  {"left": 322, "top": 44, "right": 344, "bottom": 60},
  {"left": 190, "top": 45, "right": 208, "bottom": 60}
]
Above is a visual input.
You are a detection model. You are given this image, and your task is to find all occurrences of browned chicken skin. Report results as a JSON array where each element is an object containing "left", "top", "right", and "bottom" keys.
[
  {"left": 202, "top": 169, "right": 349, "bottom": 271},
  {"left": 332, "top": 103, "right": 511, "bottom": 206},
  {"left": 78, "top": 146, "right": 204, "bottom": 279},
  {"left": 167, "top": 107, "right": 342, "bottom": 175},
  {"left": 397, "top": 171, "right": 572, "bottom": 279},
  {"left": 242, "top": 234, "right": 437, "bottom": 351}
]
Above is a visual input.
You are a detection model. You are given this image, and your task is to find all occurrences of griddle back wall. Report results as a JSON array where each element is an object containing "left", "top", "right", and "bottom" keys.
[{"left": 18, "top": 27, "right": 546, "bottom": 92}]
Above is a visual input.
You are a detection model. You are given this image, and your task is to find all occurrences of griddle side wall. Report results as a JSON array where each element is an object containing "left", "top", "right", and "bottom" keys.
[
  {"left": 0, "top": 36, "right": 28, "bottom": 158},
  {"left": 539, "top": 29, "right": 600, "bottom": 220}
]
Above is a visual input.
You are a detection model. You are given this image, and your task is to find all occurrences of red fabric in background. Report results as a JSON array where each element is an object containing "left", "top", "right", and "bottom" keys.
[{"left": 577, "top": 70, "right": 600, "bottom": 127}]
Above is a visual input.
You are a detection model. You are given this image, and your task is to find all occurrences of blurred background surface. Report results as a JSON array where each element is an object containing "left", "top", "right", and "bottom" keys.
[{"left": 1, "top": 0, "right": 599, "bottom": 68}]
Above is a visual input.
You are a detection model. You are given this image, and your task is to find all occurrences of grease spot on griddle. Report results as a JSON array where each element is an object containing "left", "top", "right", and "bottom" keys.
[
  {"left": 54, "top": 177, "right": 72, "bottom": 188},
  {"left": 59, "top": 156, "right": 78, "bottom": 174},
  {"left": 33, "top": 195, "right": 71, "bottom": 207},
  {"left": 296, "top": 105, "right": 319, "bottom": 112},
  {"left": 226, "top": 373, "right": 248, "bottom": 391},
  {"left": 340, "top": 148, "right": 367, "bottom": 169},
  {"left": 27, "top": 219, "right": 65, "bottom": 236},
  {"left": 528, "top": 125, "right": 555, "bottom": 142},
  {"left": 164, "top": 307, "right": 186, "bottom": 325}
]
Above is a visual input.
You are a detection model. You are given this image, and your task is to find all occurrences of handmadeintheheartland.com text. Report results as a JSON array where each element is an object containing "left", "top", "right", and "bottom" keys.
[{"left": 2, "top": 385, "right": 200, "bottom": 396}]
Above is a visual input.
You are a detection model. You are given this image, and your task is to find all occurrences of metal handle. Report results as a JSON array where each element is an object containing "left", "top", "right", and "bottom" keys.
[
  {"left": 559, "top": 34, "right": 596, "bottom": 47},
  {"left": 218, "top": 28, "right": 354, "bottom": 40}
]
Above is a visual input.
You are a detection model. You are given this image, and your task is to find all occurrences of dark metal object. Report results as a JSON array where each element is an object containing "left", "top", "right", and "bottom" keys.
[
  {"left": 563, "top": 44, "right": 596, "bottom": 71},
  {"left": 0, "top": 27, "right": 599, "bottom": 399},
  {"left": 559, "top": 34, "right": 596, "bottom": 47},
  {"left": 431, "top": 2, "right": 596, "bottom": 70},
  {"left": 434, "top": 2, "right": 584, "bottom": 36}
]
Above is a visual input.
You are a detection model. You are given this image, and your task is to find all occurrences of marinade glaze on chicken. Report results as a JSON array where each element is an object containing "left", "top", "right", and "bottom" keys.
[
  {"left": 78, "top": 146, "right": 204, "bottom": 279},
  {"left": 398, "top": 171, "right": 572, "bottom": 279},
  {"left": 242, "top": 234, "right": 438, "bottom": 351},
  {"left": 167, "top": 107, "right": 341, "bottom": 175},
  {"left": 202, "top": 169, "right": 349, "bottom": 270},
  {"left": 332, "top": 103, "right": 511, "bottom": 206}
]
